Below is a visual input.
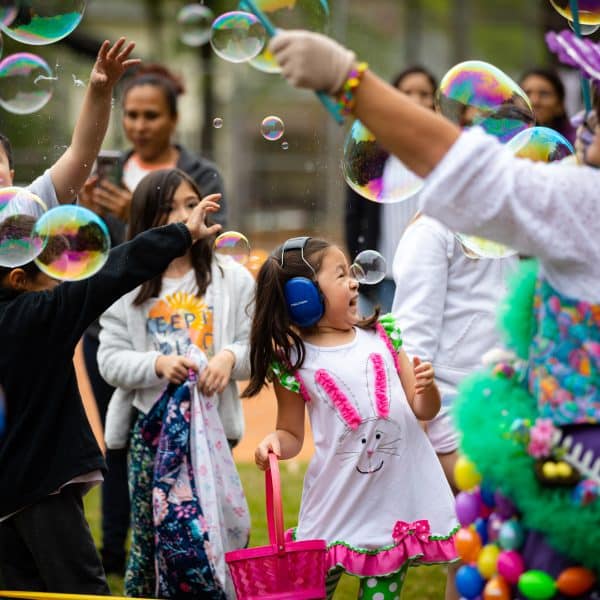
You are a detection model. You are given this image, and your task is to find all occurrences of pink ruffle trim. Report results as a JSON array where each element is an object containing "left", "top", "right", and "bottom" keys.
[{"left": 286, "top": 528, "right": 458, "bottom": 578}]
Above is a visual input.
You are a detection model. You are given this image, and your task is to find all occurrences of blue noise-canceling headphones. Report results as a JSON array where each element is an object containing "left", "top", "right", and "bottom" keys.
[{"left": 281, "top": 236, "right": 324, "bottom": 328}]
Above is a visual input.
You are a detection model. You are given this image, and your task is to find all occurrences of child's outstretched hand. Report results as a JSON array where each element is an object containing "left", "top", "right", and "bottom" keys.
[
  {"left": 185, "top": 193, "right": 222, "bottom": 242},
  {"left": 413, "top": 356, "right": 435, "bottom": 394},
  {"left": 90, "top": 38, "right": 140, "bottom": 91},
  {"left": 255, "top": 433, "right": 281, "bottom": 471}
]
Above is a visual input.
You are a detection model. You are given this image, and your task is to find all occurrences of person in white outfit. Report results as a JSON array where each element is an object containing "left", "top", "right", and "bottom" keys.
[{"left": 392, "top": 215, "right": 517, "bottom": 488}]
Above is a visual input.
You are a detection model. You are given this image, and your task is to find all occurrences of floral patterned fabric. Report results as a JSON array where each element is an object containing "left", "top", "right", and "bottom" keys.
[
  {"left": 140, "top": 382, "right": 226, "bottom": 598},
  {"left": 529, "top": 278, "right": 600, "bottom": 425}
]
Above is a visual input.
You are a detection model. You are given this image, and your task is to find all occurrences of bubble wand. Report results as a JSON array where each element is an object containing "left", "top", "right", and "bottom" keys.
[
  {"left": 569, "top": 0, "right": 593, "bottom": 112},
  {"left": 239, "top": 0, "right": 345, "bottom": 124}
]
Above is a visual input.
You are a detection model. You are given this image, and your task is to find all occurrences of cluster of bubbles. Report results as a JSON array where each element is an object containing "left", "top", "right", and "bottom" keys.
[
  {"left": 213, "top": 231, "right": 251, "bottom": 265},
  {"left": 550, "top": 0, "right": 600, "bottom": 33},
  {"left": 0, "top": 188, "right": 111, "bottom": 280},
  {"left": 0, "top": 1, "right": 88, "bottom": 115}
]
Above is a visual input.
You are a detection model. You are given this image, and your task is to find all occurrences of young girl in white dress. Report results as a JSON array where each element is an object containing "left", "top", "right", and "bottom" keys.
[{"left": 243, "top": 237, "right": 458, "bottom": 600}]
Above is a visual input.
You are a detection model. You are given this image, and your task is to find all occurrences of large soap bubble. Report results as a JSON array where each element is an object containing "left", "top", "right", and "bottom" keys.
[
  {"left": 177, "top": 3, "right": 214, "bottom": 47},
  {"left": 437, "top": 60, "right": 535, "bottom": 143},
  {"left": 241, "top": 0, "right": 330, "bottom": 73},
  {"left": 32, "top": 205, "right": 111, "bottom": 281},
  {"left": 0, "top": 1, "right": 87, "bottom": 45},
  {"left": 0, "top": 187, "right": 48, "bottom": 267},
  {"left": 550, "top": 0, "right": 600, "bottom": 25},
  {"left": 342, "top": 120, "right": 423, "bottom": 204},
  {"left": 0, "top": 53, "right": 56, "bottom": 114},
  {"left": 261, "top": 115, "right": 285, "bottom": 141},
  {"left": 505, "top": 126, "right": 574, "bottom": 163},
  {"left": 210, "top": 11, "right": 266, "bottom": 63},
  {"left": 214, "top": 231, "right": 250, "bottom": 264}
]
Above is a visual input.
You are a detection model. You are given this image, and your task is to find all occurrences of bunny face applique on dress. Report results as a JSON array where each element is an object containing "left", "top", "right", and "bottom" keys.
[{"left": 314, "top": 352, "right": 405, "bottom": 475}]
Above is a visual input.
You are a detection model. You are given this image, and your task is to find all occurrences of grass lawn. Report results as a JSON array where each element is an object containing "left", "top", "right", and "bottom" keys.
[{"left": 84, "top": 461, "right": 447, "bottom": 599}]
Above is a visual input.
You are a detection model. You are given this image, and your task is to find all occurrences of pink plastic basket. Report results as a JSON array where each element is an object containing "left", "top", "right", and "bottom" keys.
[{"left": 225, "top": 453, "right": 327, "bottom": 600}]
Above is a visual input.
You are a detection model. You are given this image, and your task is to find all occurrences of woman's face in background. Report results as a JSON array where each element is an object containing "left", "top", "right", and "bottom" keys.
[
  {"left": 122, "top": 84, "right": 178, "bottom": 162},
  {"left": 521, "top": 74, "right": 564, "bottom": 126},
  {"left": 397, "top": 72, "right": 436, "bottom": 110}
]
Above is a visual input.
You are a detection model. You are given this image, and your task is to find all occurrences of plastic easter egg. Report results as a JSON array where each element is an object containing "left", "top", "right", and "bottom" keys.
[
  {"left": 455, "top": 455, "right": 482, "bottom": 491},
  {"left": 483, "top": 575, "right": 511, "bottom": 600},
  {"left": 456, "top": 491, "right": 482, "bottom": 526},
  {"left": 556, "top": 567, "right": 596, "bottom": 596},
  {"left": 456, "top": 564, "right": 485, "bottom": 599},
  {"left": 486, "top": 512, "right": 504, "bottom": 543},
  {"left": 477, "top": 544, "right": 500, "bottom": 579},
  {"left": 455, "top": 527, "right": 483, "bottom": 563},
  {"left": 518, "top": 570, "right": 557, "bottom": 600},
  {"left": 474, "top": 517, "right": 489, "bottom": 546},
  {"left": 480, "top": 483, "right": 496, "bottom": 508},
  {"left": 498, "top": 520, "right": 524, "bottom": 550},
  {"left": 497, "top": 550, "right": 525, "bottom": 584}
]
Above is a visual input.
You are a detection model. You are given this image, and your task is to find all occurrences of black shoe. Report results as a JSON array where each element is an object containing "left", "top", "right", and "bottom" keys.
[{"left": 100, "top": 548, "right": 126, "bottom": 577}]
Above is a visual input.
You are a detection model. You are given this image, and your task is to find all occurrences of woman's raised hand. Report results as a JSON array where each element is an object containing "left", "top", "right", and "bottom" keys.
[
  {"left": 185, "top": 193, "right": 222, "bottom": 242},
  {"left": 268, "top": 30, "right": 356, "bottom": 95}
]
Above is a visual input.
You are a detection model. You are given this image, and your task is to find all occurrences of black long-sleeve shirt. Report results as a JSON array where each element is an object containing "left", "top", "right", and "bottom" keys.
[{"left": 0, "top": 223, "right": 191, "bottom": 516}]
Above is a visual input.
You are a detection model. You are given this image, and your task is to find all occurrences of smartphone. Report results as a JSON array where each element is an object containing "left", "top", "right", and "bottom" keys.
[{"left": 95, "top": 150, "right": 123, "bottom": 186}]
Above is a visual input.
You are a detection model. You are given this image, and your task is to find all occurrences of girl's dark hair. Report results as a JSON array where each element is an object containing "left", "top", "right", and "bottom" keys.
[
  {"left": 0, "top": 133, "right": 14, "bottom": 170},
  {"left": 391, "top": 65, "right": 437, "bottom": 93},
  {"left": 519, "top": 67, "right": 566, "bottom": 104},
  {"left": 121, "top": 64, "right": 185, "bottom": 117},
  {"left": 128, "top": 168, "right": 214, "bottom": 305},
  {"left": 242, "top": 239, "right": 379, "bottom": 398}
]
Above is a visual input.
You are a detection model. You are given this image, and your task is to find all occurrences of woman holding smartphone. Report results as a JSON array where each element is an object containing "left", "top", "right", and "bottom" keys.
[{"left": 79, "top": 63, "right": 227, "bottom": 577}]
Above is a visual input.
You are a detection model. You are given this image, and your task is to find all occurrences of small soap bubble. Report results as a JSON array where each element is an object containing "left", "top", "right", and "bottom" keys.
[
  {"left": 342, "top": 120, "right": 423, "bottom": 204},
  {"left": 437, "top": 60, "right": 534, "bottom": 142},
  {"left": 32, "top": 205, "right": 111, "bottom": 281},
  {"left": 0, "top": 1, "right": 87, "bottom": 45},
  {"left": 213, "top": 117, "right": 223, "bottom": 128},
  {"left": 210, "top": 11, "right": 266, "bottom": 63},
  {"left": 281, "top": 141, "right": 289, "bottom": 150},
  {"left": 178, "top": 3, "right": 214, "bottom": 46},
  {"left": 246, "top": 0, "right": 330, "bottom": 73},
  {"left": 261, "top": 115, "right": 285, "bottom": 141},
  {"left": 214, "top": 231, "right": 250, "bottom": 264},
  {"left": 0, "top": 53, "right": 55, "bottom": 114},
  {"left": 506, "top": 126, "right": 574, "bottom": 163},
  {"left": 0, "top": 187, "right": 48, "bottom": 267},
  {"left": 550, "top": 0, "right": 600, "bottom": 25},
  {"left": 350, "top": 250, "right": 386, "bottom": 285}
]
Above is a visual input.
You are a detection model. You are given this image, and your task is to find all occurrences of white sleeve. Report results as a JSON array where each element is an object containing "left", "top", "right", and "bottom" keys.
[
  {"left": 98, "top": 299, "right": 164, "bottom": 391},
  {"left": 391, "top": 219, "right": 449, "bottom": 362},
  {"left": 419, "top": 128, "right": 600, "bottom": 300},
  {"left": 26, "top": 170, "right": 58, "bottom": 209},
  {"left": 222, "top": 265, "right": 255, "bottom": 381}
]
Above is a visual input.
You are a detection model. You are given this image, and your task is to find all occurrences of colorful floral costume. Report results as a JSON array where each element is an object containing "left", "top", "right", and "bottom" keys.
[
  {"left": 454, "top": 261, "right": 600, "bottom": 597},
  {"left": 273, "top": 315, "right": 458, "bottom": 599}
]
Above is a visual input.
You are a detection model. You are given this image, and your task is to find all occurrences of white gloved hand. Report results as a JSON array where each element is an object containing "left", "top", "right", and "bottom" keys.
[{"left": 268, "top": 30, "right": 356, "bottom": 95}]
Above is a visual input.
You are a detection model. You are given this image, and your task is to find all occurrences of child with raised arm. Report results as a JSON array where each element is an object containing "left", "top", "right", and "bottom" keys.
[
  {"left": 0, "top": 38, "right": 138, "bottom": 209},
  {"left": 0, "top": 178, "right": 221, "bottom": 592},
  {"left": 244, "top": 237, "right": 457, "bottom": 600}
]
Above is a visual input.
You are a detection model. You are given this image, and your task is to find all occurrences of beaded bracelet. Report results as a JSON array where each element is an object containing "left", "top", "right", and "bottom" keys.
[{"left": 336, "top": 61, "right": 368, "bottom": 116}]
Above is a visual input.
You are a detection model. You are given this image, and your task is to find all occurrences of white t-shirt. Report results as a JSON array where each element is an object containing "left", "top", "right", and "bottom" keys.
[{"left": 392, "top": 216, "right": 517, "bottom": 397}]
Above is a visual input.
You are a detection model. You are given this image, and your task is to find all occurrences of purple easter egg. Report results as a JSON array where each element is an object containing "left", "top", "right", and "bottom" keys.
[{"left": 456, "top": 491, "right": 482, "bottom": 526}]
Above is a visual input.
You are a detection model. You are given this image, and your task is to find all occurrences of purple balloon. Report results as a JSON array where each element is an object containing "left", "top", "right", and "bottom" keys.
[{"left": 456, "top": 491, "right": 481, "bottom": 526}]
